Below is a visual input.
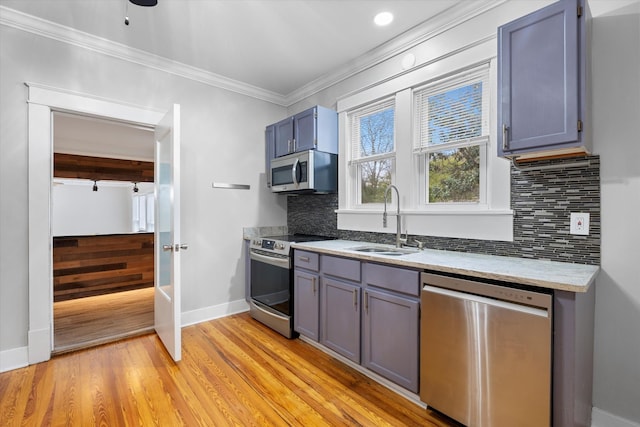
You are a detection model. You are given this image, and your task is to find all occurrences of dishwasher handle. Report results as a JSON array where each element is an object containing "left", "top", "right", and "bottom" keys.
[
  {"left": 421, "top": 272, "right": 552, "bottom": 311},
  {"left": 423, "top": 285, "right": 550, "bottom": 318}
]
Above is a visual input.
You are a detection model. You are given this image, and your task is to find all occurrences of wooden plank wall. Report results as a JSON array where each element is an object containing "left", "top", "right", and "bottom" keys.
[
  {"left": 53, "top": 233, "right": 154, "bottom": 302},
  {"left": 54, "top": 153, "right": 154, "bottom": 182}
]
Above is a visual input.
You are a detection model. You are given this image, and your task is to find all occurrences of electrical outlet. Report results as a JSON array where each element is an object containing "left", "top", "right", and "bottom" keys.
[{"left": 570, "top": 212, "right": 590, "bottom": 235}]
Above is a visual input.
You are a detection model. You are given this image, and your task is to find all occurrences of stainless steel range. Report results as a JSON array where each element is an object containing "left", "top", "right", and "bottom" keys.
[{"left": 248, "top": 234, "right": 328, "bottom": 338}]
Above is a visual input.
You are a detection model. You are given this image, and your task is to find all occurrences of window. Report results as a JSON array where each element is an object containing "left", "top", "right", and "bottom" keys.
[
  {"left": 132, "top": 192, "right": 155, "bottom": 232},
  {"left": 348, "top": 99, "right": 395, "bottom": 204},
  {"left": 414, "top": 66, "right": 490, "bottom": 206},
  {"left": 337, "top": 54, "right": 512, "bottom": 241}
]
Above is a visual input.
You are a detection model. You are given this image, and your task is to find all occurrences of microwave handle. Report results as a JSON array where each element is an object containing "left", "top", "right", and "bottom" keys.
[{"left": 292, "top": 158, "right": 300, "bottom": 186}]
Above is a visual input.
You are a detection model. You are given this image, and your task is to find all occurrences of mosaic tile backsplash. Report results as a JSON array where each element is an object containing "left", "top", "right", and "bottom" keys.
[{"left": 288, "top": 155, "right": 600, "bottom": 265}]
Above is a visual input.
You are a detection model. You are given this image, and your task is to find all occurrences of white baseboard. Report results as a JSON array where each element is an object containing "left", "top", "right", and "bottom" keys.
[
  {"left": 28, "top": 327, "right": 51, "bottom": 365},
  {"left": 181, "top": 299, "right": 249, "bottom": 327},
  {"left": 0, "top": 346, "right": 29, "bottom": 373},
  {"left": 592, "top": 407, "right": 640, "bottom": 427}
]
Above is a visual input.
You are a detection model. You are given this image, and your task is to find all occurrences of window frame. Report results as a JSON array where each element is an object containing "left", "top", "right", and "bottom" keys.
[
  {"left": 336, "top": 45, "right": 513, "bottom": 242},
  {"left": 346, "top": 97, "right": 397, "bottom": 208}
]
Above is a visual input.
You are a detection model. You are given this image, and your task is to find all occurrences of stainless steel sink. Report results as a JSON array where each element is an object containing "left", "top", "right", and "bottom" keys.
[
  {"left": 353, "top": 247, "right": 388, "bottom": 253},
  {"left": 348, "top": 246, "right": 418, "bottom": 256}
]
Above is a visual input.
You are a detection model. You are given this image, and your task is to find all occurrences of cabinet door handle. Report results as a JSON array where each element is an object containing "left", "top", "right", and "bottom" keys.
[
  {"left": 364, "top": 290, "right": 368, "bottom": 313},
  {"left": 288, "top": 139, "right": 292, "bottom": 153},
  {"left": 312, "top": 277, "right": 316, "bottom": 294},
  {"left": 292, "top": 138, "right": 296, "bottom": 152},
  {"left": 502, "top": 124, "right": 509, "bottom": 150},
  {"left": 353, "top": 289, "right": 357, "bottom": 309}
]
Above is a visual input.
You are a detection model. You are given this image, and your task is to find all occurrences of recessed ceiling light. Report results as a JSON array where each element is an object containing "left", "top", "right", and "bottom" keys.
[{"left": 374, "top": 11, "right": 394, "bottom": 27}]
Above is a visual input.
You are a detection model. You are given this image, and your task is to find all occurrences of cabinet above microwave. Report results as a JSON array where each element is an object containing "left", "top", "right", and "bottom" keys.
[{"left": 267, "top": 105, "right": 338, "bottom": 158}]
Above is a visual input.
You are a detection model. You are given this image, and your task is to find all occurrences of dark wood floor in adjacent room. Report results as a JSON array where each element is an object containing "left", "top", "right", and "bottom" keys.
[
  {"left": 1, "top": 312, "right": 459, "bottom": 426},
  {"left": 53, "top": 286, "right": 154, "bottom": 354}
]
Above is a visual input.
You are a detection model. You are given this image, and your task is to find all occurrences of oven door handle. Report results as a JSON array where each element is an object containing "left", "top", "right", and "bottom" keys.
[{"left": 250, "top": 251, "right": 290, "bottom": 269}]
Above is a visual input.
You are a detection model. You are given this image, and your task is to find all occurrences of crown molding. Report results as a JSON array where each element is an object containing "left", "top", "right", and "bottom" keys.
[
  {"left": 284, "top": 0, "right": 507, "bottom": 106},
  {"left": 0, "top": 6, "right": 288, "bottom": 106},
  {"left": 2, "top": 2, "right": 506, "bottom": 108}
]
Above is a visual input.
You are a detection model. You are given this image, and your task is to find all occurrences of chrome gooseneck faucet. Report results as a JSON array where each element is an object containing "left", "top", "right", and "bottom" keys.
[{"left": 383, "top": 184, "right": 404, "bottom": 248}]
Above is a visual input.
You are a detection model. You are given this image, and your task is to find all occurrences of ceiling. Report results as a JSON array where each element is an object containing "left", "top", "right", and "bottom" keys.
[
  {"left": 0, "top": 0, "right": 468, "bottom": 97},
  {"left": 53, "top": 112, "right": 155, "bottom": 161}
]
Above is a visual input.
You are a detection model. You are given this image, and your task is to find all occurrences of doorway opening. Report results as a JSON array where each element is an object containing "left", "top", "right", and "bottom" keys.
[{"left": 51, "top": 112, "right": 156, "bottom": 354}]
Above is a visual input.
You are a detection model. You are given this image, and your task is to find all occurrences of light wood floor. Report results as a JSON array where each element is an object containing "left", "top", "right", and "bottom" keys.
[
  {"left": 53, "top": 287, "right": 154, "bottom": 354},
  {"left": 0, "top": 312, "right": 459, "bottom": 426}
]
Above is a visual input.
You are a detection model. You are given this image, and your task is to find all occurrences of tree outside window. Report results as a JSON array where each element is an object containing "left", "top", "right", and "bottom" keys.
[
  {"left": 350, "top": 102, "right": 395, "bottom": 204},
  {"left": 428, "top": 83, "right": 482, "bottom": 203},
  {"left": 416, "top": 74, "right": 488, "bottom": 204}
]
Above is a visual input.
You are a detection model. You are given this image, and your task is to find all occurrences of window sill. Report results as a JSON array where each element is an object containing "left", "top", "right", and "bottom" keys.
[{"left": 336, "top": 209, "right": 514, "bottom": 242}]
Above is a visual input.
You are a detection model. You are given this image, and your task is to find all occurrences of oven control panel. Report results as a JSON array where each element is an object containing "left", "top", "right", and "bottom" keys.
[{"left": 251, "top": 239, "right": 286, "bottom": 251}]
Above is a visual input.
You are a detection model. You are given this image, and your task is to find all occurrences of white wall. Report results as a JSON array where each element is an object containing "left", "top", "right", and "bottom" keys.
[
  {"left": 52, "top": 183, "right": 132, "bottom": 236},
  {"left": 0, "top": 22, "right": 287, "bottom": 358},
  {"left": 590, "top": 2, "right": 640, "bottom": 424}
]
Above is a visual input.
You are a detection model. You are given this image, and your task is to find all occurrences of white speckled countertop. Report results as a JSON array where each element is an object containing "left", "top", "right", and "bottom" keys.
[{"left": 291, "top": 240, "right": 599, "bottom": 293}]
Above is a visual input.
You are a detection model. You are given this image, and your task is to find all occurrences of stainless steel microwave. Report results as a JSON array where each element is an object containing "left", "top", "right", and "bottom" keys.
[{"left": 270, "top": 150, "right": 337, "bottom": 194}]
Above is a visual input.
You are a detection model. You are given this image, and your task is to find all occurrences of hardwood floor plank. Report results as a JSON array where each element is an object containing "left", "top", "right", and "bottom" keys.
[
  {"left": 209, "top": 319, "right": 374, "bottom": 426},
  {"left": 53, "top": 287, "right": 154, "bottom": 353},
  {"left": 200, "top": 322, "right": 330, "bottom": 426},
  {"left": 1, "top": 312, "right": 459, "bottom": 427},
  {"left": 183, "top": 326, "right": 288, "bottom": 426},
  {"left": 219, "top": 316, "right": 429, "bottom": 427}
]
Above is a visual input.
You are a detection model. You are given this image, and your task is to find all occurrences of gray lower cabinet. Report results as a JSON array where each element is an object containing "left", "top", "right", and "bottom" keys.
[
  {"left": 363, "top": 262, "right": 420, "bottom": 393},
  {"left": 294, "top": 250, "right": 419, "bottom": 393},
  {"left": 362, "top": 288, "right": 420, "bottom": 393},
  {"left": 321, "top": 277, "right": 361, "bottom": 363},
  {"left": 294, "top": 269, "right": 319, "bottom": 340},
  {"left": 293, "top": 250, "right": 321, "bottom": 341}
]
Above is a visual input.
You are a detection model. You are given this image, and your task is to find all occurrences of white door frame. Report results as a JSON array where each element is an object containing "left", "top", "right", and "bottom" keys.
[{"left": 26, "top": 83, "right": 164, "bottom": 364}]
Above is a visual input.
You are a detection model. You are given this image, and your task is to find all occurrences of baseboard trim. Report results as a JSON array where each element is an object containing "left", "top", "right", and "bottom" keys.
[
  {"left": 592, "top": 407, "right": 640, "bottom": 427},
  {"left": 28, "top": 327, "right": 51, "bottom": 365},
  {"left": 181, "top": 299, "right": 249, "bottom": 327},
  {"left": 0, "top": 346, "right": 29, "bottom": 373}
]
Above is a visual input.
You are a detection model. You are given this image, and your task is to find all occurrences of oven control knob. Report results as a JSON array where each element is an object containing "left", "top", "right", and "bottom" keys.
[
  {"left": 253, "top": 239, "right": 261, "bottom": 246},
  {"left": 275, "top": 243, "right": 284, "bottom": 250}
]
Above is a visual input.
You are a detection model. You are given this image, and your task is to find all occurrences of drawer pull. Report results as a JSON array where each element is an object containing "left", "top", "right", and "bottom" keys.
[{"left": 298, "top": 256, "right": 310, "bottom": 262}]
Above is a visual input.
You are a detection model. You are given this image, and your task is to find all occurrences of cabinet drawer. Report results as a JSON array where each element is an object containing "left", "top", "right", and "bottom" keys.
[
  {"left": 364, "top": 263, "right": 419, "bottom": 296},
  {"left": 322, "top": 255, "right": 361, "bottom": 282},
  {"left": 294, "top": 250, "right": 319, "bottom": 272}
]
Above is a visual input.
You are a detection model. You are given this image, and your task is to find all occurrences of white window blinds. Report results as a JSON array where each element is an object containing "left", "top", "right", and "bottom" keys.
[{"left": 414, "top": 65, "right": 490, "bottom": 153}]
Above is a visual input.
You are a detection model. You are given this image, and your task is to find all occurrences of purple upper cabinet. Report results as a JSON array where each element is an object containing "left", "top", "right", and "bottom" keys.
[
  {"left": 498, "top": 0, "right": 591, "bottom": 161},
  {"left": 274, "top": 116, "right": 295, "bottom": 158},
  {"left": 272, "top": 106, "right": 338, "bottom": 158}
]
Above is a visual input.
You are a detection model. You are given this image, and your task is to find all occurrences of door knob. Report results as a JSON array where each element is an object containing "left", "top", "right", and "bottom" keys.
[
  {"left": 162, "top": 244, "right": 173, "bottom": 252},
  {"left": 173, "top": 243, "right": 189, "bottom": 252}
]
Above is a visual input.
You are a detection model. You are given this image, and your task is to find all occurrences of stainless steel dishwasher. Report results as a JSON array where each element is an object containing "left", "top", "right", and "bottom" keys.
[{"left": 420, "top": 272, "right": 553, "bottom": 427}]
